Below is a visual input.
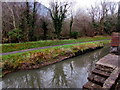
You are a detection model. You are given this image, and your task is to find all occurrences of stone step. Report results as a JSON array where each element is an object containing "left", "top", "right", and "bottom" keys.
[
  {"left": 88, "top": 73, "right": 107, "bottom": 86},
  {"left": 103, "top": 67, "right": 120, "bottom": 89},
  {"left": 95, "top": 65, "right": 114, "bottom": 73},
  {"left": 92, "top": 68, "right": 111, "bottom": 77},
  {"left": 83, "top": 81, "right": 102, "bottom": 89}
]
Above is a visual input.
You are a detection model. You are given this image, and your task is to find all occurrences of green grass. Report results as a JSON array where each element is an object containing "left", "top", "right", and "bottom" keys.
[
  {"left": 1, "top": 36, "right": 111, "bottom": 53},
  {"left": 1, "top": 40, "right": 110, "bottom": 77},
  {"left": 2, "top": 40, "right": 110, "bottom": 62}
]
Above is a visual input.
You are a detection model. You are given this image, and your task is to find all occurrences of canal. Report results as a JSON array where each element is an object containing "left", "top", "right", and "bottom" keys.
[{"left": 1, "top": 46, "right": 110, "bottom": 88}]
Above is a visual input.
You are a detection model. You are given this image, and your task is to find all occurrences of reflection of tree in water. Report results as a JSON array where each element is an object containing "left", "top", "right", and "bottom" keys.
[
  {"left": 88, "top": 46, "right": 109, "bottom": 75},
  {"left": 20, "top": 71, "right": 42, "bottom": 88},
  {"left": 70, "top": 61, "right": 74, "bottom": 76},
  {"left": 52, "top": 64, "right": 68, "bottom": 88},
  {"left": 3, "top": 70, "right": 42, "bottom": 88},
  {"left": 69, "top": 47, "right": 109, "bottom": 76},
  {"left": 87, "top": 49, "right": 103, "bottom": 75},
  {"left": 28, "top": 71, "right": 41, "bottom": 88},
  {"left": 52, "top": 47, "right": 110, "bottom": 88}
]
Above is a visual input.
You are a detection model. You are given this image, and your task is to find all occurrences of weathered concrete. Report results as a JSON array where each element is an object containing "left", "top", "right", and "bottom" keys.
[
  {"left": 83, "top": 54, "right": 120, "bottom": 89},
  {"left": 83, "top": 81, "right": 102, "bottom": 89},
  {"left": 92, "top": 68, "right": 111, "bottom": 77},
  {"left": 95, "top": 64, "right": 114, "bottom": 73},
  {"left": 96, "top": 54, "right": 119, "bottom": 69},
  {"left": 103, "top": 67, "right": 120, "bottom": 89},
  {"left": 88, "top": 73, "right": 106, "bottom": 86},
  {"left": 83, "top": 33, "right": 120, "bottom": 89}
]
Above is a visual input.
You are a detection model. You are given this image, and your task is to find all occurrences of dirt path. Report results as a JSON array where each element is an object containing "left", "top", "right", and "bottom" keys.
[{"left": 0, "top": 39, "right": 110, "bottom": 56}]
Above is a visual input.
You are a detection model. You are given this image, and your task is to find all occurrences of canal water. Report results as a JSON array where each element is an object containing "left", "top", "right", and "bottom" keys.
[{"left": 2, "top": 46, "right": 110, "bottom": 88}]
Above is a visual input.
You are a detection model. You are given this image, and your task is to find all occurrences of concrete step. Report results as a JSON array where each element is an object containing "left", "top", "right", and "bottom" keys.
[
  {"left": 88, "top": 73, "right": 107, "bottom": 86},
  {"left": 92, "top": 68, "right": 111, "bottom": 77},
  {"left": 83, "top": 81, "right": 102, "bottom": 89},
  {"left": 95, "top": 65, "right": 114, "bottom": 73},
  {"left": 103, "top": 67, "right": 120, "bottom": 89}
]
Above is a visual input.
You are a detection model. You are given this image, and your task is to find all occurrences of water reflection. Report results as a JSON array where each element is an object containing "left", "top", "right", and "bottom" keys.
[
  {"left": 52, "top": 64, "right": 68, "bottom": 88},
  {"left": 2, "top": 46, "right": 109, "bottom": 88}
]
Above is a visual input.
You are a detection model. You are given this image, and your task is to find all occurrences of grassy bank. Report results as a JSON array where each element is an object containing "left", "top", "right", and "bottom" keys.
[
  {"left": 2, "top": 36, "right": 110, "bottom": 53},
  {"left": 1, "top": 40, "right": 110, "bottom": 77}
]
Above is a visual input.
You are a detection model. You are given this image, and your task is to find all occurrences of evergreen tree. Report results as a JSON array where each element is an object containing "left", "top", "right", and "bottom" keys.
[
  {"left": 69, "top": 14, "right": 73, "bottom": 37},
  {"left": 49, "top": 2, "right": 68, "bottom": 39},
  {"left": 41, "top": 18, "right": 48, "bottom": 40}
]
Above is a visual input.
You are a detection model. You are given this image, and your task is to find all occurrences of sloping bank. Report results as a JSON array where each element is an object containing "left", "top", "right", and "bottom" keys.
[{"left": 1, "top": 40, "right": 110, "bottom": 77}]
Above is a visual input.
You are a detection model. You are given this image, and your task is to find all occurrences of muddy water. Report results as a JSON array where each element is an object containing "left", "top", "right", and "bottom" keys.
[{"left": 2, "top": 46, "right": 110, "bottom": 88}]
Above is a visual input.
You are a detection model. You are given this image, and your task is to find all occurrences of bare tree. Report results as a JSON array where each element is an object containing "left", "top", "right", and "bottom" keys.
[
  {"left": 88, "top": 5, "right": 98, "bottom": 24},
  {"left": 29, "top": 0, "right": 38, "bottom": 41},
  {"left": 6, "top": 2, "right": 16, "bottom": 29},
  {"left": 88, "top": 0, "right": 117, "bottom": 35},
  {"left": 2, "top": 2, "right": 24, "bottom": 42},
  {"left": 117, "top": 2, "right": 120, "bottom": 32},
  {"left": 88, "top": 5, "right": 100, "bottom": 35},
  {"left": 108, "top": 2, "right": 117, "bottom": 16},
  {"left": 98, "top": 0, "right": 109, "bottom": 34}
]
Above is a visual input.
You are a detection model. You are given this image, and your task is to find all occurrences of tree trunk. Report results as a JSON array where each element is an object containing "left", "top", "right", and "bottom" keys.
[
  {"left": 7, "top": 3, "right": 16, "bottom": 29},
  {"left": 70, "top": 15, "right": 73, "bottom": 37}
]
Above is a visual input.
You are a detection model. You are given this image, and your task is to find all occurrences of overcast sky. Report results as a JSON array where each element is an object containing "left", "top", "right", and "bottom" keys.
[
  {"left": 37, "top": 0, "right": 120, "bottom": 11},
  {"left": 3, "top": 0, "right": 120, "bottom": 12}
]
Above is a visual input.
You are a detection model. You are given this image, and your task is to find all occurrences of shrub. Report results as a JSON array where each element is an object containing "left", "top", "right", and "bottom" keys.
[
  {"left": 8, "top": 28, "right": 23, "bottom": 43},
  {"left": 70, "top": 31, "right": 79, "bottom": 39}
]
